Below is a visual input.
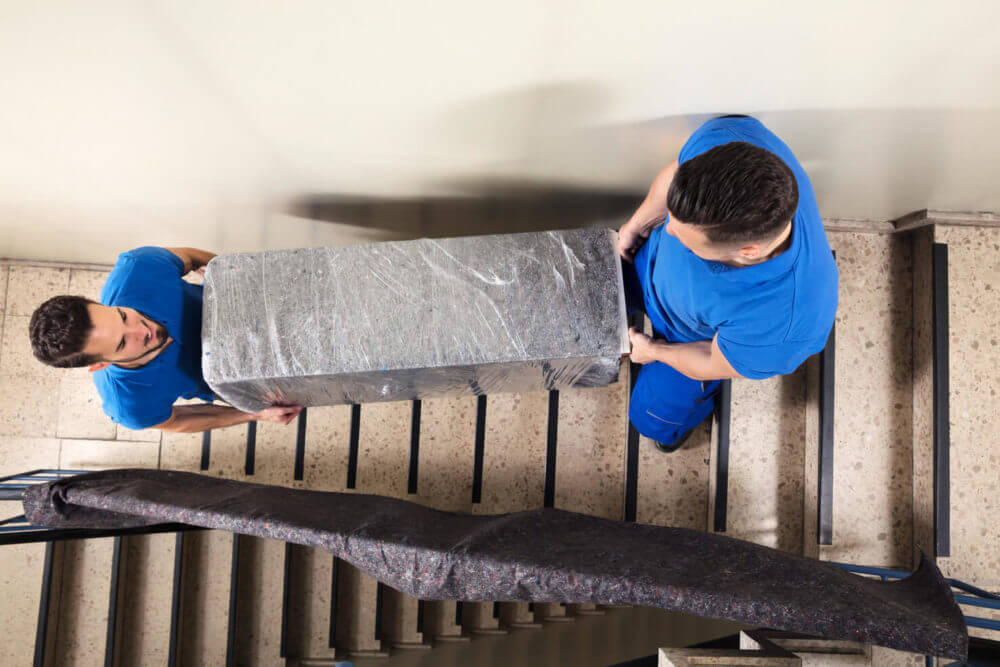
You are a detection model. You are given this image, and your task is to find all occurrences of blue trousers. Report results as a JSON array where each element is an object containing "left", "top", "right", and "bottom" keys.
[
  {"left": 629, "top": 360, "right": 720, "bottom": 444},
  {"left": 623, "top": 245, "right": 720, "bottom": 444}
]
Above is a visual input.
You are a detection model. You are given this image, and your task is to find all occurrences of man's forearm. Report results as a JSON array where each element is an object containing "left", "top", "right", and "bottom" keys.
[
  {"left": 627, "top": 161, "right": 679, "bottom": 233},
  {"left": 626, "top": 201, "right": 668, "bottom": 235},
  {"left": 653, "top": 340, "right": 718, "bottom": 381},
  {"left": 167, "top": 247, "right": 216, "bottom": 274},
  {"left": 158, "top": 404, "right": 254, "bottom": 433}
]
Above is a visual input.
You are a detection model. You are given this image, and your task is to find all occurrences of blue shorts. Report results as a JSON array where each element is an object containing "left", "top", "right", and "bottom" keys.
[{"left": 624, "top": 242, "right": 720, "bottom": 444}]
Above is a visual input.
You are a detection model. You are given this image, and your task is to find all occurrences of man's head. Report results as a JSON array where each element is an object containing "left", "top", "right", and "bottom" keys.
[
  {"left": 30, "top": 296, "right": 169, "bottom": 371},
  {"left": 665, "top": 141, "right": 798, "bottom": 264}
]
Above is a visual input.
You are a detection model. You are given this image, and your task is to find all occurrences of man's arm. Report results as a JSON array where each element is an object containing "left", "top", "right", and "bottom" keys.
[
  {"left": 165, "top": 247, "right": 216, "bottom": 276},
  {"left": 628, "top": 328, "right": 743, "bottom": 381},
  {"left": 152, "top": 404, "right": 302, "bottom": 433},
  {"left": 618, "top": 160, "right": 679, "bottom": 261}
]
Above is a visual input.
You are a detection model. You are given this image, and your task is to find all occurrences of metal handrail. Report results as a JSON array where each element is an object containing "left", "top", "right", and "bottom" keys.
[
  {"left": 0, "top": 469, "right": 202, "bottom": 545},
  {"left": 832, "top": 561, "right": 1000, "bottom": 642}
]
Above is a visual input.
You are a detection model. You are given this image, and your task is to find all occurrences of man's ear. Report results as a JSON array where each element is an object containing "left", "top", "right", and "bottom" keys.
[{"left": 88, "top": 361, "right": 110, "bottom": 372}]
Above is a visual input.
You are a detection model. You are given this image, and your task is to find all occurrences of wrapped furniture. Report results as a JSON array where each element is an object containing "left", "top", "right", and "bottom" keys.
[{"left": 202, "top": 228, "right": 629, "bottom": 411}]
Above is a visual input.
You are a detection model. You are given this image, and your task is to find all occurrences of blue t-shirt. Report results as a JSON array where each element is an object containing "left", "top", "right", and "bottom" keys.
[
  {"left": 637, "top": 117, "right": 838, "bottom": 380},
  {"left": 93, "top": 247, "right": 214, "bottom": 429}
]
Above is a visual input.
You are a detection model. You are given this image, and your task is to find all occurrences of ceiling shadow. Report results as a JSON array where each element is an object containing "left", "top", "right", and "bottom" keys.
[{"left": 290, "top": 183, "right": 643, "bottom": 239}]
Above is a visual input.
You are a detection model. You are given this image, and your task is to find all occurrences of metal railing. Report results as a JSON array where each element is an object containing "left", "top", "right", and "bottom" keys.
[
  {"left": 833, "top": 562, "right": 1000, "bottom": 666},
  {"left": 5, "top": 470, "right": 998, "bottom": 666},
  {"left": 0, "top": 469, "right": 202, "bottom": 545}
]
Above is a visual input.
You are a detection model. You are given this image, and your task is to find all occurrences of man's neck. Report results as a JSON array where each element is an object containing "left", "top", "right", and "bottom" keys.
[
  {"left": 113, "top": 338, "right": 173, "bottom": 369},
  {"left": 728, "top": 221, "right": 793, "bottom": 267}
]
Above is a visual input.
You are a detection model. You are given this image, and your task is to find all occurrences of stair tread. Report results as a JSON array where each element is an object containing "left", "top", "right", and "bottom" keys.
[
  {"left": 932, "top": 225, "right": 1000, "bottom": 586},
  {"left": 821, "top": 233, "right": 914, "bottom": 567},
  {"left": 553, "top": 371, "right": 629, "bottom": 520},
  {"left": 723, "top": 373, "right": 806, "bottom": 553}
]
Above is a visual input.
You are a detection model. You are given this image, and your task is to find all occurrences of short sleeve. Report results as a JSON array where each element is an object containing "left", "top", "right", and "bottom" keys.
[
  {"left": 119, "top": 246, "right": 185, "bottom": 276},
  {"left": 102, "top": 394, "right": 174, "bottom": 431},
  {"left": 95, "top": 371, "right": 176, "bottom": 431},
  {"left": 716, "top": 334, "right": 824, "bottom": 380}
]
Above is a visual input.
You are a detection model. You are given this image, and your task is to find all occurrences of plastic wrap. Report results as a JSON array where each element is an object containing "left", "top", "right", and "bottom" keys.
[
  {"left": 24, "top": 469, "right": 968, "bottom": 660},
  {"left": 202, "top": 228, "right": 629, "bottom": 412}
]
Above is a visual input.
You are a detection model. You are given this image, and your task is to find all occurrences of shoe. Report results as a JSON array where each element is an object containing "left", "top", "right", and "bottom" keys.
[
  {"left": 653, "top": 407, "right": 715, "bottom": 453},
  {"left": 653, "top": 425, "right": 697, "bottom": 453}
]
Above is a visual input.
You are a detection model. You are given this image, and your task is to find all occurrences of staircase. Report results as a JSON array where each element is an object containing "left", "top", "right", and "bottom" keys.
[{"left": 1, "top": 211, "right": 999, "bottom": 666}]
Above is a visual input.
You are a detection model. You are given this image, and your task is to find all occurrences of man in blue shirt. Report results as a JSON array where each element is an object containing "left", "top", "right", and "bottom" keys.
[
  {"left": 29, "top": 246, "right": 301, "bottom": 433},
  {"left": 619, "top": 116, "right": 838, "bottom": 452}
]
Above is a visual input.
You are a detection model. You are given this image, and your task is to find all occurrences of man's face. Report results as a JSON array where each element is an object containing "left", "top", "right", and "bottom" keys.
[
  {"left": 82, "top": 303, "right": 169, "bottom": 367},
  {"left": 665, "top": 212, "right": 766, "bottom": 264},
  {"left": 665, "top": 214, "right": 734, "bottom": 262}
]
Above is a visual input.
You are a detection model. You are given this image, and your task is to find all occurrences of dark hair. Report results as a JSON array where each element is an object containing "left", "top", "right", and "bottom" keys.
[
  {"left": 29, "top": 295, "right": 100, "bottom": 368},
  {"left": 666, "top": 141, "right": 798, "bottom": 244}
]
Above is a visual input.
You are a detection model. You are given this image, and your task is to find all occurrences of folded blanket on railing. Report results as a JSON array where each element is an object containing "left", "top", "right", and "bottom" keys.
[{"left": 24, "top": 469, "right": 967, "bottom": 659}]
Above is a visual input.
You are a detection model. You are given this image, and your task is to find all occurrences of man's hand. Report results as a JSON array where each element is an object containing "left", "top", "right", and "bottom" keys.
[
  {"left": 618, "top": 160, "right": 678, "bottom": 262},
  {"left": 618, "top": 221, "right": 651, "bottom": 263},
  {"left": 254, "top": 405, "right": 303, "bottom": 425},
  {"left": 628, "top": 326, "right": 662, "bottom": 365}
]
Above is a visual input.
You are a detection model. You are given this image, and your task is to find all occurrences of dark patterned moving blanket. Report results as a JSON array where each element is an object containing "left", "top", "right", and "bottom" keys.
[{"left": 23, "top": 469, "right": 966, "bottom": 659}]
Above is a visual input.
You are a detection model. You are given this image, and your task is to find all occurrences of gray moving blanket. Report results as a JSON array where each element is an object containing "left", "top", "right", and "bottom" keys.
[
  {"left": 201, "top": 228, "right": 630, "bottom": 412},
  {"left": 24, "top": 469, "right": 967, "bottom": 659}
]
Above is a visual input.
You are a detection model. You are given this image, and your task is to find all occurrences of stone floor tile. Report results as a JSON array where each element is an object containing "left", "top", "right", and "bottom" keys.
[
  {"left": 1, "top": 315, "right": 61, "bottom": 378},
  {"left": 6, "top": 266, "right": 69, "bottom": 316},
  {"left": 0, "top": 375, "right": 61, "bottom": 437},
  {"left": 67, "top": 269, "right": 110, "bottom": 301},
  {"left": 57, "top": 370, "right": 116, "bottom": 440}
]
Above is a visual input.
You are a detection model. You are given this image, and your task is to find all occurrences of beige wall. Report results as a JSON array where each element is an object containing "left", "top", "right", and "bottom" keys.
[{"left": 1, "top": 0, "right": 998, "bottom": 263}]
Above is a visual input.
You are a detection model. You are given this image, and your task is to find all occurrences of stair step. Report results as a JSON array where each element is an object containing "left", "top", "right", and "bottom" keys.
[
  {"left": 116, "top": 533, "right": 178, "bottom": 666},
  {"left": 721, "top": 372, "right": 806, "bottom": 552},
  {"left": 920, "top": 225, "right": 1000, "bottom": 586},
  {"left": 553, "top": 369, "right": 629, "bottom": 521},
  {"left": 380, "top": 586, "right": 425, "bottom": 648},
  {"left": 283, "top": 544, "right": 337, "bottom": 661},
  {"left": 52, "top": 537, "right": 116, "bottom": 666},
  {"left": 532, "top": 602, "right": 570, "bottom": 624},
  {"left": 415, "top": 396, "right": 477, "bottom": 512},
  {"left": 420, "top": 601, "right": 467, "bottom": 641},
  {"left": 161, "top": 418, "right": 286, "bottom": 665},
  {"left": 335, "top": 562, "right": 383, "bottom": 656},
  {"left": 176, "top": 530, "right": 234, "bottom": 665},
  {"left": 52, "top": 437, "right": 159, "bottom": 666},
  {"left": 815, "top": 233, "right": 914, "bottom": 567},
  {"left": 0, "top": 541, "right": 50, "bottom": 666},
  {"left": 463, "top": 601, "right": 507, "bottom": 634},
  {"left": 569, "top": 603, "right": 607, "bottom": 616},
  {"left": 868, "top": 646, "right": 925, "bottom": 666},
  {"left": 351, "top": 399, "right": 425, "bottom": 651},
  {"left": 231, "top": 535, "right": 286, "bottom": 665},
  {"left": 632, "top": 315, "right": 712, "bottom": 532},
  {"left": 409, "top": 396, "right": 479, "bottom": 642},
  {"left": 291, "top": 405, "right": 367, "bottom": 659},
  {"left": 0, "top": 436, "right": 61, "bottom": 666},
  {"left": 477, "top": 392, "right": 548, "bottom": 634},
  {"left": 477, "top": 391, "right": 548, "bottom": 513},
  {"left": 499, "top": 601, "right": 541, "bottom": 629}
]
